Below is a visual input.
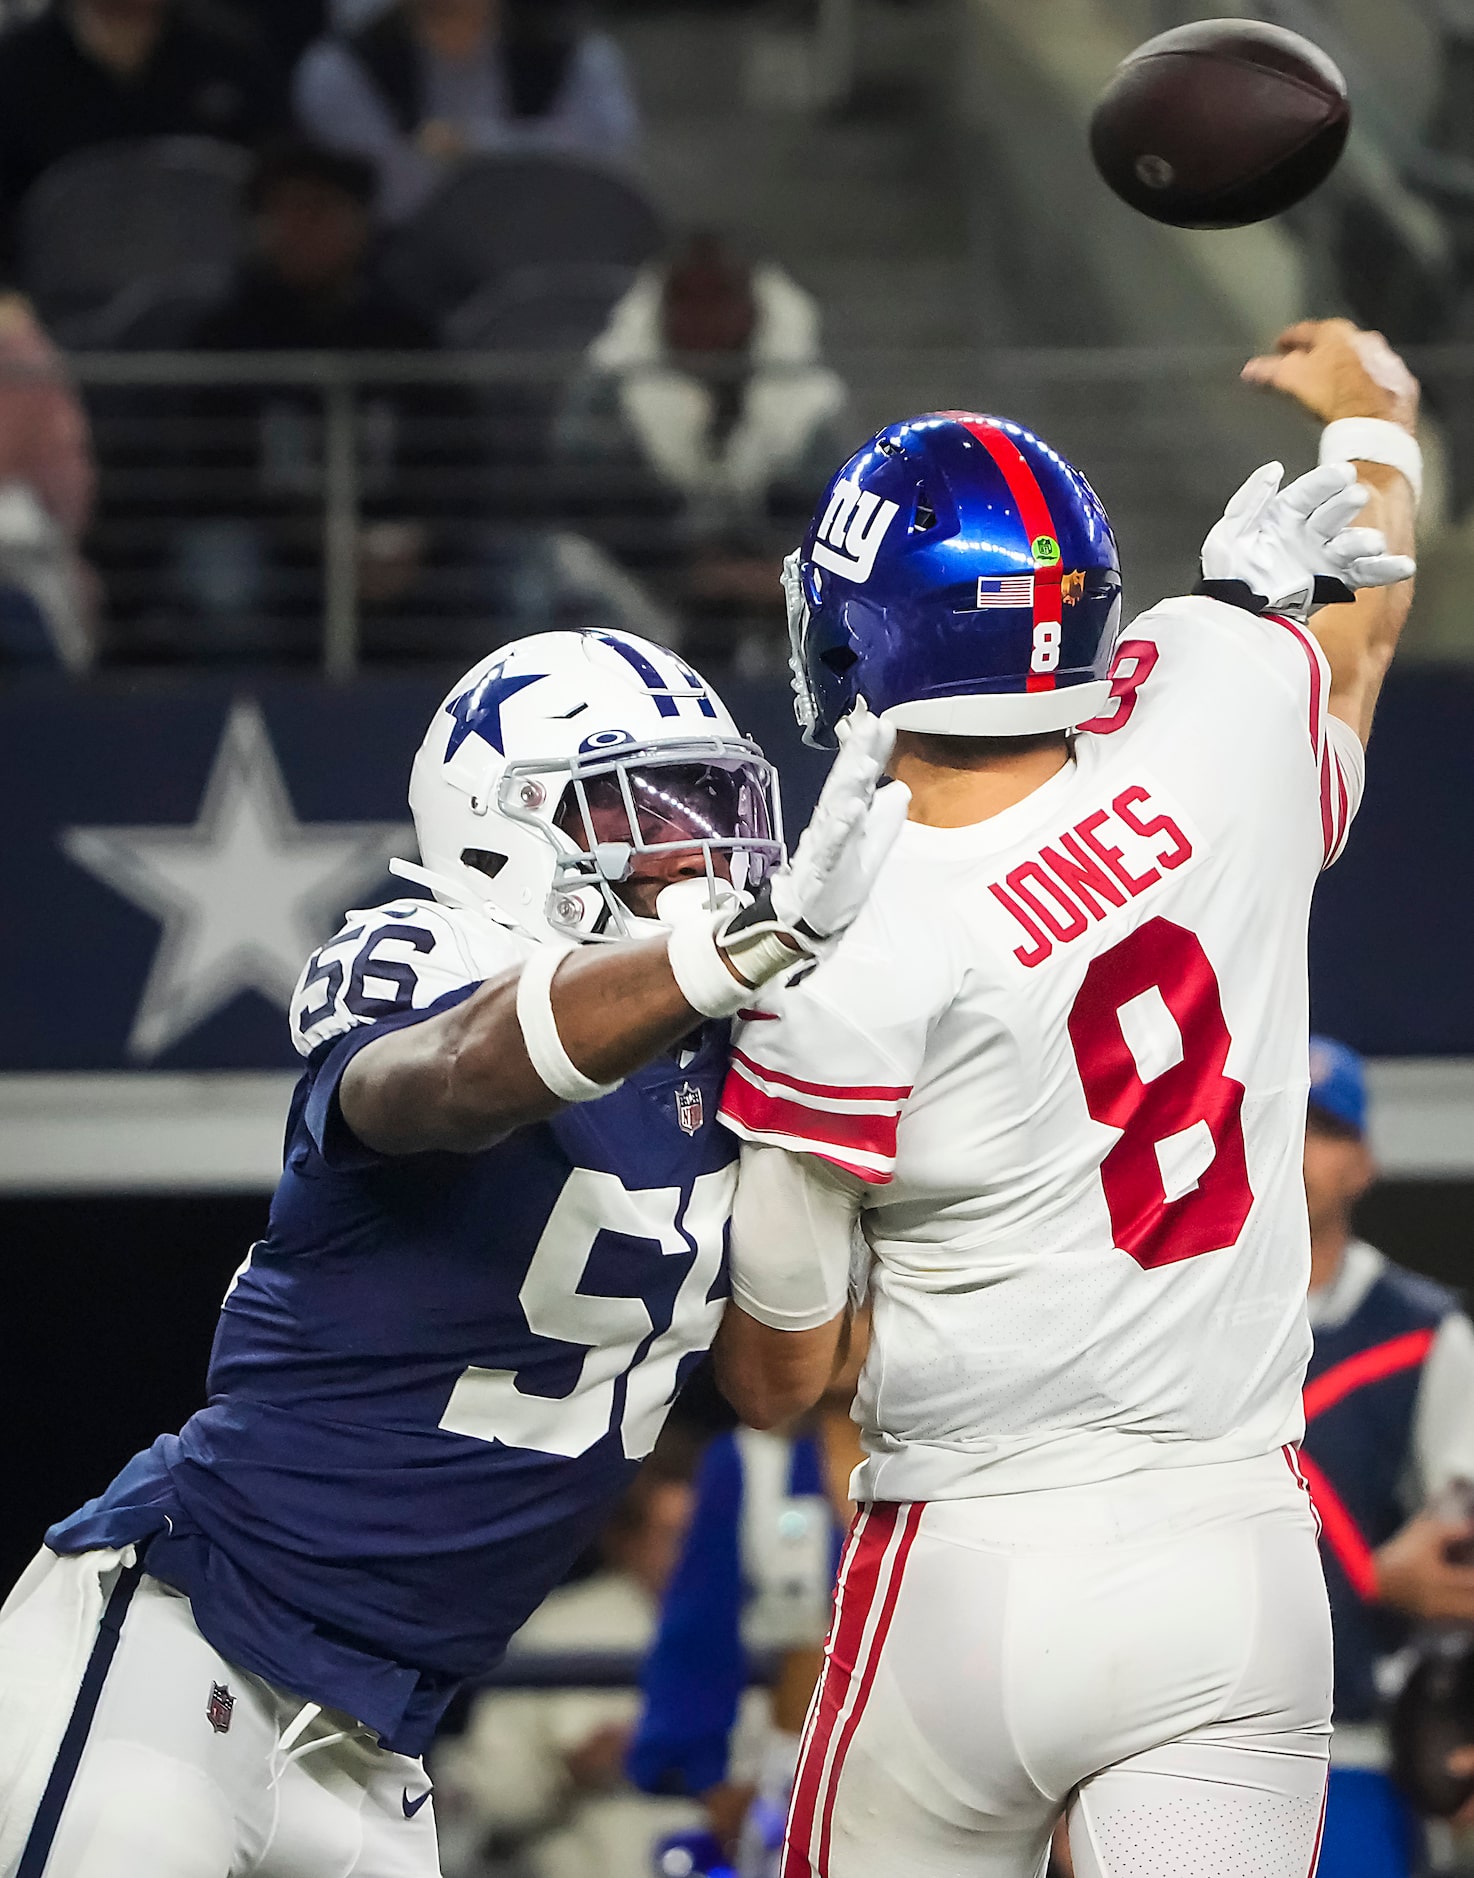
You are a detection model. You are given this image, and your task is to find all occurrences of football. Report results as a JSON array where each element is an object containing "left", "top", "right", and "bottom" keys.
[{"left": 1089, "top": 19, "right": 1351, "bottom": 229}]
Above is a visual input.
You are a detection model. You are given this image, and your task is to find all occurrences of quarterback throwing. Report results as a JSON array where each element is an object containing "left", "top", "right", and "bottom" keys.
[{"left": 716, "top": 320, "right": 1421, "bottom": 1878}]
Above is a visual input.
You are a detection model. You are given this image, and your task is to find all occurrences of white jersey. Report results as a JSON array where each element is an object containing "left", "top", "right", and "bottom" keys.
[{"left": 719, "top": 597, "right": 1366, "bottom": 1502}]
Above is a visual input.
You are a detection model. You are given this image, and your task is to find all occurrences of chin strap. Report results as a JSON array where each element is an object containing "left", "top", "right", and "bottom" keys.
[{"left": 387, "top": 857, "right": 524, "bottom": 931}]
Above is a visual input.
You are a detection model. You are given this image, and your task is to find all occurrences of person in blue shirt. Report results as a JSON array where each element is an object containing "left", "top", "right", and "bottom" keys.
[
  {"left": 1300, "top": 1036, "right": 1474, "bottom": 1878},
  {"left": 0, "top": 627, "right": 905, "bottom": 1878}
]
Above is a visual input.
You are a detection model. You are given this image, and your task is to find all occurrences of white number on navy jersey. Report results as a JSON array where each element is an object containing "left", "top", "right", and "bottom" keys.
[
  {"left": 438, "top": 1167, "right": 730, "bottom": 1461},
  {"left": 290, "top": 899, "right": 521, "bottom": 1059}
]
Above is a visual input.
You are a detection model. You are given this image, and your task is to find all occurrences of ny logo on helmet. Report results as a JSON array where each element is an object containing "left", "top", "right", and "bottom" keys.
[{"left": 811, "top": 482, "right": 901, "bottom": 585}]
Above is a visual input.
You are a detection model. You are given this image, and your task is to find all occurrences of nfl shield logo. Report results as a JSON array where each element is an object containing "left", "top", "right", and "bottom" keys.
[
  {"left": 674, "top": 1083, "right": 703, "bottom": 1136},
  {"left": 206, "top": 1682, "right": 235, "bottom": 1734}
]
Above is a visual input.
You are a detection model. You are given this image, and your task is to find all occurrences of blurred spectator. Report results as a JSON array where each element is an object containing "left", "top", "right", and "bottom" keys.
[
  {"left": 248, "top": 0, "right": 327, "bottom": 73},
  {"left": 567, "top": 234, "right": 845, "bottom": 533},
  {"left": 557, "top": 233, "right": 847, "bottom": 670},
  {"left": 1299, "top": 1037, "right": 1474, "bottom": 1878},
  {"left": 173, "top": 138, "right": 474, "bottom": 659},
  {"left": 630, "top": 1329, "right": 868, "bottom": 1875},
  {"left": 433, "top": 1462, "right": 704, "bottom": 1878},
  {"left": 0, "top": 0, "right": 287, "bottom": 250},
  {"left": 192, "top": 139, "right": 430, "bottom": 350},
  {"left": 294, "top": 0, "right": 639, "bottom": 224},
  {"left": 0, "top": 289, "right": 97, "bottom": 669}
]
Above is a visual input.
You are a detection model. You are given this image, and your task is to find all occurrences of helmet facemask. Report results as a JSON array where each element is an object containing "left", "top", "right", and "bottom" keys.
[{"left": 501, "top": 737, "right": 784, "bottom": 942}]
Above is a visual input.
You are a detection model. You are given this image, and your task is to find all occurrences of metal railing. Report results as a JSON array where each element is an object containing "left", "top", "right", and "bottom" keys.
[{"left": 1, "top": 344, "right": 1465, "bottom": 680}]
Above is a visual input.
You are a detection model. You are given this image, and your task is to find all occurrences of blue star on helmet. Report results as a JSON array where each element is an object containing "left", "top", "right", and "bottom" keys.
[{"left": 443, "top": 665, "right": 546, "bottom": 761}]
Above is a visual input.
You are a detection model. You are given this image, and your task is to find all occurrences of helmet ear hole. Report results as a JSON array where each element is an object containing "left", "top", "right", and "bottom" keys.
[
  {"left": 461, "top": 848, "right": 509, "bottom": 881},
  {"left": 913, "top": 491, "right": 937, "bottom": 531},
  {"left": 820, "top": 645, "right": 858, "bottom": 676}
]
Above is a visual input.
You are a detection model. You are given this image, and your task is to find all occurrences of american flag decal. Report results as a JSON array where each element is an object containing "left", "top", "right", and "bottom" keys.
[{"left": 976, "top": 575, "right": 1034, "bottom": 609}]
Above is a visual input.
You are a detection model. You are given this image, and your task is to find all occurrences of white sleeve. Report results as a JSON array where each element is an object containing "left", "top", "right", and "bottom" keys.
[
  {"left": 718, "top": 923, "right": 939, "bottom": 1186},
  {"left": 1412, "top": 1312, "right": 1474, "bottom": 1502},
  {"left": 289, "top": 899, "right": 524, "bottom": 1059},
  {"left": 728, "top": 1142, "right": 864, "bottom": 1333},
  {"left": 1235, "top": 607, "right": 1366, "bottom": 869}
]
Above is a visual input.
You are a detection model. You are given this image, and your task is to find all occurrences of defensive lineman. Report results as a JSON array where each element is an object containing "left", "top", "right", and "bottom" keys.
[
  {"left": 715, "top": 321, "right": 1422, "bottom": 1878},
  {"left": 0, "top": 629, "right": 908, "bottom": 1878}
]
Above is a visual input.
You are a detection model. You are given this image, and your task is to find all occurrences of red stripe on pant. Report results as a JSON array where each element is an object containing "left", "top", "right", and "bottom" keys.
[
  {"left": 783, "top": 1506, "right": 893, "bottom": 1878},
  {"left": 783, "top": 1502, "right": 923, "bottom": 1878},
  {"left": 815, "top": 1505, "right": 924, "bottom": 1875},
  {"left": 1307, "top": 1772, "right": 1331, "bottom": 1878}
]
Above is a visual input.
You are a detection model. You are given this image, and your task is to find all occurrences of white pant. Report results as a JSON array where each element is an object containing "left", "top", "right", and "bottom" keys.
[
  {"left": 784, "top": 1451, "right": 1334, "bottom": 1878},
  {"left": 0, "top": 1549, "right": 439, "bottom": 1878}
]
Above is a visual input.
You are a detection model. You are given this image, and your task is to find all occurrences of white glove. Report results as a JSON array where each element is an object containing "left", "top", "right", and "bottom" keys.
[
  {"left": 664, "top": 705, "right": 911, "bottom": 1017},
  {"left": 769, "top": 703, "right": 909, "bottom": 940},
  {"left": 722, "top": 703, "right": 910, "bottom": 978},
  {"left": 1199, "top": 460, "right": 1416, "bottom": 625}
]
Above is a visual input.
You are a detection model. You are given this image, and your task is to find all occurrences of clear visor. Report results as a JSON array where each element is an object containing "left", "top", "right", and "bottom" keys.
[
  {"left": 557, "top": 758, "right": 780, "bottom": 894},
  {"left": 498, "top": 739, "right": 784, "bottom": 938}
]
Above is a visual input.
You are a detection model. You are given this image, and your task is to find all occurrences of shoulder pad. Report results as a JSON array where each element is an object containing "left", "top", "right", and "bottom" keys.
[{"left": 289, "top": 897, "right": 530, "bottom": 1059}]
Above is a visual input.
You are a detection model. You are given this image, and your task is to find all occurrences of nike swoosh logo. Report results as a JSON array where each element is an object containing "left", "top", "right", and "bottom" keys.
[
  {"left": 402, "top": 1787, "right": 433, "bottom": 1819},
  {"left": 737, "top": 1008, "right": 779, "bottom": 1022}
]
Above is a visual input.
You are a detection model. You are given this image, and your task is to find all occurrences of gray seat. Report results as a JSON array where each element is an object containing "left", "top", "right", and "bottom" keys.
[
  {"left": 18, "top": 137, "right": 249, "bottom": 335},
  {"left": 59, "top": 263, "right": 237, "bottom": 350},
  {"left": 384, "top": 154, "right": 663, "bottom": 323},
  {"left": 442, "top": 263, "right": 635, "bottom": 351}
]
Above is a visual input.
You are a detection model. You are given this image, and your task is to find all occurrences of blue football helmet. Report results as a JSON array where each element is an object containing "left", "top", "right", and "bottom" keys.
[{"left": 786, "top": 412, "right": 1124, "bottom": 747}]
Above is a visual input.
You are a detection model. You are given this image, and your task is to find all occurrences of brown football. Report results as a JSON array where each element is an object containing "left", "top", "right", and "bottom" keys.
[{"left": 1089, "top": 19, "right": 1351, "bottom": 229}]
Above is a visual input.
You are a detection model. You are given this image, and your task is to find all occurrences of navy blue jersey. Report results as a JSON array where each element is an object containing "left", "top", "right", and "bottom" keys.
[{"left": 49, "top": 900, "right": 735, "bottom": 1757}]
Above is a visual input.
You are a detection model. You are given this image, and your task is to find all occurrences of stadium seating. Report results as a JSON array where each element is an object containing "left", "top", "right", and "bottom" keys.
[
  {"left": 382, "top": 153, "right": 664, "bottom": 328},
  {"left": 440, "top": 261, "right": 637, "bottom": 352},
  {"left": 18, "top": 137, "right": 248, "bottom": 344}
]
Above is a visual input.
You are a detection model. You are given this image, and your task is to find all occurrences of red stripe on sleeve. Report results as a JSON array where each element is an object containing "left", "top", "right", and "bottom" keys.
[
  {"left": 1267, "top": 613, "right": 1324, "bottom": 755},
  {"left": 1318, "top": 748, "right": 1336, "bottom": 864},
  {"left": 1302, "top": 1329, "right": 1436, "bottom": 1420},
  {"left": 1331, "top": 758, "right": 1351, "bottom": 862},
  {"left": 719, "top": 1076, "right": 898, "bottom": 1182},
  {"left": 728, "top": 1048, "right": 910, "bottom": 1105}
]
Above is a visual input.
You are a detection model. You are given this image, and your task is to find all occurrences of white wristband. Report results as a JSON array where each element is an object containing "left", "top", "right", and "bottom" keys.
[
  {"left": 666, "top": 912, "right": 753, "bottom": 1020},
  {"left": 1320, "top": 419, "right": 1423, "bottom": 508},
  {"left": 515, "top": 944, "right": 624, "bottom": 1104}
]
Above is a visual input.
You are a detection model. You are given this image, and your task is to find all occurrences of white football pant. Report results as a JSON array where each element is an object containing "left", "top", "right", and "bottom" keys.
[
  {"left": 784, "top": 1450, "right": 1333, "bottom": 1878},
  {"left": 0, "top": 1548, "right": 439, "bottom": 1878}
]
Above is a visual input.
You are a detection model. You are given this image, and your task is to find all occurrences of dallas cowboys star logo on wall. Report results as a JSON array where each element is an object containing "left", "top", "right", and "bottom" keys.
[{"left": 62, "top": 700, "right": 410, "bottom": 1062}]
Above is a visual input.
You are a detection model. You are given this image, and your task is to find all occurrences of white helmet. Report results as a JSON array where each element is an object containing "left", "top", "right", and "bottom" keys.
[{"left": 399, "top": 629, "right": 784, "bottom": 944}]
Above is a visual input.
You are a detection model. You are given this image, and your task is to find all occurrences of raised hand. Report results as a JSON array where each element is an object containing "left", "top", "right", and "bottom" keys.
[
  {"left": 1201, "top": 460, "right": 1415, "bottom": 624},
  {"left": 1241, "top": 318, "right": 1419, "bottom": 431}
]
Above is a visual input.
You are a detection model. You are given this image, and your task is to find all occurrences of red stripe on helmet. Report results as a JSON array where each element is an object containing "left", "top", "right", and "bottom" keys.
[{"left": 947, "top": 415, "right": 1064, "bottom": 693}]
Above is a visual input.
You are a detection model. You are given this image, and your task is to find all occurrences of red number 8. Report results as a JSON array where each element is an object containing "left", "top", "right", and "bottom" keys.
[{"left": 1068, "top": 918, "right": 1253, "bottom": 1270}]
